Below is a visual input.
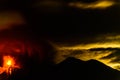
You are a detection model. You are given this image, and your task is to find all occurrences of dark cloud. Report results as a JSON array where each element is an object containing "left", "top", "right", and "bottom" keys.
[
  {"left": 101, "top": 50, "right": 120, "bottom": 61},
  {"left": 52, "top": 34, "right": 120, "bottom": 70},
  {"left": 54, "top": 47, "right": 118, "bottom": 69}
]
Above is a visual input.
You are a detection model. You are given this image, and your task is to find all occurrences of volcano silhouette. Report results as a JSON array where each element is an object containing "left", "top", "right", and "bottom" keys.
[
  {"left": 10, "top": 57, "right": 120, "bottom": 80},
  {"left": 55, "top": 57, "right": 120, "bottom": 80}
]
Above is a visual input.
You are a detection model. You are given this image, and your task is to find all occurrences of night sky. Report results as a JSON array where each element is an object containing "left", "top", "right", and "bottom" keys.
[{"left": 0, "top": 0, "right": 120, "bottom": 74}]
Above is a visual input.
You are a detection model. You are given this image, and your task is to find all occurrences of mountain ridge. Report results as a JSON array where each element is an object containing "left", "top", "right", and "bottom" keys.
[
  {"left": 9, "top": 57, "right": 120, "bottom": 80},
  {"left": 55, "top": 57, "right": 120, "bottom": 80}
]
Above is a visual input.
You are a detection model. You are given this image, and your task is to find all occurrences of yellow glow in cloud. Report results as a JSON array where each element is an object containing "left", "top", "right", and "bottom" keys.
[
  {"left": 54, "top": 47, "right": 119, "bottom": 70},
  {"left": 105, "top": 35, "right": 120, "bottom": 40},
  {"left": 99, "top": 59, "right": 120, "bottom": 70},
  {"left": 69, "top": 1, "right": 115, "bottom": 9},
  {"left": 53, "top": 35, "right": 120, "bottom": 71},
  {"left": 74, "top": 51, "right": 113, "bottom": 61},
  {"left": 0, "top": 11, "right": 25, "bottom": 30},
  {"left": 55, "top": 48, "right": 120, "bottom": 70},
  {"left": 59, "top": 42, "right": 120, "bottom": 50}
]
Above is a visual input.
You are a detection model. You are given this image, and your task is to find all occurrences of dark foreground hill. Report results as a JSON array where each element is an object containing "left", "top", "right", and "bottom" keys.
[{"left": 8, "top": 57, "right": 120, "bottom": 80}]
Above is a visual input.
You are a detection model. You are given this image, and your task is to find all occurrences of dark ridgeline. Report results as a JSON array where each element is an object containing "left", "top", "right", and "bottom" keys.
[
  {"left": 56, "top": 57, "right": 120, "bottom": 80},
  {"left": 0, "top": 72, "right": 8, "bottom": 80},
  {"left": 9, "top": 57, "right": 120, "bottom": 80}
]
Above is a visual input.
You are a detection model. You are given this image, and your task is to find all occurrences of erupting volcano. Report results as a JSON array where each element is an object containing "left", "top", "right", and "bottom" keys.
[{"left": 0, "top": 56, "right": 20, "bottom": 75}]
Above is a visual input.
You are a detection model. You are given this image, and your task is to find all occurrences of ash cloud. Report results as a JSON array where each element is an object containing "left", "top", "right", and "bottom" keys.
[{"left": 0, "top": 11, "right": 25, "bottom": 31}]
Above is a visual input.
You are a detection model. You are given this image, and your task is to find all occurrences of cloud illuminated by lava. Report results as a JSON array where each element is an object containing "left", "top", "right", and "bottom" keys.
[
  {"left": 53, "top": 34, "right": 120, "bottom": 71},
  {"left": 68, "top": 0, "right": 116, "bottom": 9},
  {"left": 0, "top": 11, "right": 25, "bottom": 30}
]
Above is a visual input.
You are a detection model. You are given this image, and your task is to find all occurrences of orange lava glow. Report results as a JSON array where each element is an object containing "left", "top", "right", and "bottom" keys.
[{"left": 0, "top": 56, "right": 20, "bottom": 75}]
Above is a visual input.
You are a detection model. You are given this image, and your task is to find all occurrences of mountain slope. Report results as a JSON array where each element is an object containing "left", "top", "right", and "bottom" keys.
[
  {"left": 9, "top": 57, "right": 120, "bottom": 80},
  {"left": 55, "top": 57, "right": 120, "bottom": 80}
]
